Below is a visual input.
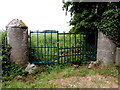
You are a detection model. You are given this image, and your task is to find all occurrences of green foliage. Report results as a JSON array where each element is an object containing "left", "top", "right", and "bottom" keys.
[
  {"left": 98, "top": 8, "right": 120, "bottom": 46},
  {"left": 62, "top": 67, "right": 74, "bottom": 77},
  {"left": 32, "top": 64, "right": 67, "bottom": 75},
  {"left": 63, "top": 2, "right": 120, "bottom": 46},
  {"left": 1, "top": 31, "right": 27, "bottom": 81},
  {"left": 2, "top": 61, "right": 27, "bottom": 80},
  {"left": 2, "top": 81, "right": 29, "bottom": 88}
]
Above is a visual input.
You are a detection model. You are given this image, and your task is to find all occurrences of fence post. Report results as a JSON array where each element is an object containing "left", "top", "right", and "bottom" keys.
[{"left": 6, "top": 19, "right": 29, "bottom": 67}]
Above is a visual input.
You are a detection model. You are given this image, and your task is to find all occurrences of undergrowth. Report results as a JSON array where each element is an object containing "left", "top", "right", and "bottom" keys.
[
  {"left": 2, "top": 64, "right": 119, "bottom": 88},
  {"left": 1, "top": 31, "right": 27, "bottom": 81}
]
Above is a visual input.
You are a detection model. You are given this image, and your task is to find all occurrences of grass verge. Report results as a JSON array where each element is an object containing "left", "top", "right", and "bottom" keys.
[{"left": 2, "top": 64, "right": 119, "bottom": 88}]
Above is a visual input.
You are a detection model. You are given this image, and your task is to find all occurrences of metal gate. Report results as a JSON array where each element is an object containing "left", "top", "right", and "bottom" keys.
[{"left": 29, "top": 31, "right": 97, "bottom": 64}]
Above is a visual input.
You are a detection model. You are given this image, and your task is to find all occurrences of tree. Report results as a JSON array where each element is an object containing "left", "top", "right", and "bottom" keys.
[{"left": 62, "top": 1, "right": 120, "bottom": 46}]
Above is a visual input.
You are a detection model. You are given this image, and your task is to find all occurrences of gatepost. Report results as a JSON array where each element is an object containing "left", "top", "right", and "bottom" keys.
[{"left": 6, "top": 19, "right": 29, "bottom": 67}]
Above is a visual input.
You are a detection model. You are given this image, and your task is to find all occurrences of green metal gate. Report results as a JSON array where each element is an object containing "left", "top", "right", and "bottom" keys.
[{"left": 29, "top": 31, "right": 97, "bottom": 64}]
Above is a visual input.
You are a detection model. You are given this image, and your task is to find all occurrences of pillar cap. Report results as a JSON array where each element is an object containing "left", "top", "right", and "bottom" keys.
[{"left": 6, "top": 19, "right": 28, "bottom": 28}]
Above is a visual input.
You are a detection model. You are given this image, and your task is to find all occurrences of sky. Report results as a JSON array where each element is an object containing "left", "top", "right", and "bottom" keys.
[{"left": 0, "top": 0, "right": 72, "bottom": 32}]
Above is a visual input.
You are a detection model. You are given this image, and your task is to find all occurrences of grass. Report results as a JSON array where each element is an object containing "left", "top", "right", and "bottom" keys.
[{"left": 2, "top": 64, "right": 119, "bottom": 88}]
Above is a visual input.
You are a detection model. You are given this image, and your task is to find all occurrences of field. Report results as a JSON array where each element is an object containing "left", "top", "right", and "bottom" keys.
[{"left": 29, "top": 31, "right": 97, "bottom": 63}]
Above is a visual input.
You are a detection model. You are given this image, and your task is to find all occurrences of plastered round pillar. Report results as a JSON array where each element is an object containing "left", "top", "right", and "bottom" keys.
[{"left": 6, "top": 19, "right": 29, "bottom": 67}]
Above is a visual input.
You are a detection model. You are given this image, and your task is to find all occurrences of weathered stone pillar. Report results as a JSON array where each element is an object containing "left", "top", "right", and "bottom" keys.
[
  {"left": 97, "top": 32, "right": 116, "bottom": 65},
  {"left": 115, "top": 47, "right": 120, "bottom": 65},
  {"left": 6, "top": 19, "right": 29, "bottom": 67}
]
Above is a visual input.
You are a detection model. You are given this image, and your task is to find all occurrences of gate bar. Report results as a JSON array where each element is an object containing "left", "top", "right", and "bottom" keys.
[
  {"left": 30, "top": 30, "right": 31, "bottom": 62},
  {"left": 44, "top": 32, "right": 46, "bottom": 63},
  {"left": 75, "top": 33, "right": 76, "bottom": 62},
  {"left": 37, "top": 31, "right": 39, "bottom": 62},
  {"left": 57, "top": 31, "right": 59, "bottom": 64},
  {"left": 51, "top": 32, "right": 52, "bottom": 62},
  {"left": 64, "top": 32, "right": 65, "bottom": 63}
]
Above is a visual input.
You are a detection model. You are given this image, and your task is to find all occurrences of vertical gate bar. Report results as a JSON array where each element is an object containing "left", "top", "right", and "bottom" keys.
[
  {"left": 70, "top": 34, "right": 71, "bottom": 62},
  {"left": 57, "top": 31, "right": 59, "bottom": 64},
  {"left": 83, "top": 32, "right": 85, "bottom": 60},
  {"left": 47, "top": 33, "right": 48, "bottom": 62},
  {"left": 84, "top": 31, "right": 86, "bottom": 60},
  {"left": 82, "top": 32, "right": 83, "bottom": 60},
  {"left": 95, "top": 31, "right": 97, "bottom": 60},
  {"left": 85, "top": 32, "right": 86, "bottom": 60},
  {"left": 79, "top": 32, "right": 81, "bottom": 61},
  {"left": 44, "top": 32, "right": 46, "bottom": 63},
  {"left": 71, "top": 34, "right": 73, "bottom": 62},
  {"left": 51, "top": 32, "right": 52, "bottom": 62},
  {"left": 60, "top": 34, "right": 61, "bottom": 63},
  {"left": 83, "top": 32, "right": 87, "bottom": 58},
  {"left": 90, "top": 31, "right": 91, "bottom": 60},
  {"left": 53, "top": 33, "right": 55, "bottom": 63},
  {"left": 67, "top": 34, "right": 69, "bottom": 62},
  {"left": 76, "top": 34, "right": 78, "bottom": 61},
  {"left": 76, "top": 34, "right": 77, "bottom": 61},
  {"left": 48, "top": 33, "right": 50, "bottom": 62},
  {"left": 81, "top": 32, "right": 83, "bottom": 61},
  {"left": 37, "top": 31, "right": 39, "bottom": 62},
  {"left": 29, "top": 30, "right": 31, "bottom": 62},
  {"left": 68, "top": 34, "right": 70, "bottom": 62},
  {"left": 87, "top": 31, "right": 89, "bottom": 60},
  {"left": 64, "top": 32, "right": 65, "bottom": 63},
  {"left": 66, "top": 34, "right": 68, "bottom": 63},
  {"left": 89, "top": 31, "right": 91, "bottom": 60},
  {"left": 75, "top": 33, "right": 76, "bottom": 62},
  {"left": 54, "top": 33, "right": 56, "bottom": 63},
  {"left": 69, "top": 33, "right": 71, "bottom": 62},
  {"left": 41, "top": 46, "right": 42, "bottom": 63},
  {"left": 61, "top": 34, "right": 62, "bottom": 63},
  {"left": 48, "top": 45, "right": 49, "bottom": 62},
  {"left": 66, "top": 34, "right": 67, "bottom": 62},
  {"left": 86, "top": 31, "right": 87, "bottom": 60},
  {"left": 89, "top": 31, "right": 90, "bottom": 60},
  {"left": 88, "top": 31, "right": 89, "bottom": 60},
  {"left": 96, "top": 31, "right": 98, "bottom": 60},
  {"left": 71, "top": 34, "right": 72, "bottom": 62}
]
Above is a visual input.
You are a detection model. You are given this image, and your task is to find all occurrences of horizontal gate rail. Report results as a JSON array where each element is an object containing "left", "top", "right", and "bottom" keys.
[
  {"left": 31, "top": 55, "right": 58, "bottom": 56},
  {"left": 30, "top": 31, "right": 58, "bottom": 33},
  {"left": 31, "top": 46, "right": 58, "bottom": 48}
]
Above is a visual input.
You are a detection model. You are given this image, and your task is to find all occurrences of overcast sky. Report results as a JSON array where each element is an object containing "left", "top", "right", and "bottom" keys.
[{"left": 0, "top": 0, "right": 72, "bottom": 32}]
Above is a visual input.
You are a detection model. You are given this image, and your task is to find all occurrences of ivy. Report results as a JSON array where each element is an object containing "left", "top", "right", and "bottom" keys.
[
  {"left": 63, "top": 2, "right": 120, "bottom": 46},
  {"left": 1, "top": 31, "right": 27, "bottom": 81}
]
